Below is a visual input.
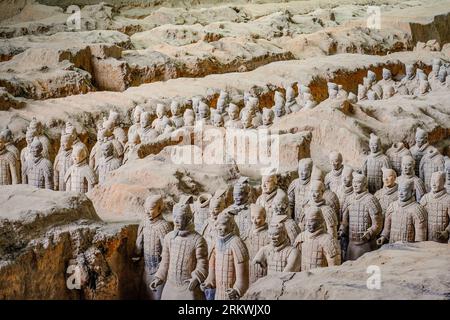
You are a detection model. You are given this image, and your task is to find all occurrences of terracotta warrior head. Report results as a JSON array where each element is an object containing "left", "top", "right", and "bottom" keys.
[
  {"left": 170, "top": 100, "right": 182, "bottom": 117},
  {"left": 430, "top": 171, "right": 445, "bottom": 193},
  {"left": 183, "top": 109, "right": 195, "bottom": 126},
  {"left": 29, "top": 117, "right": 43, "bottom": 135},
  {"left": 198, "top": 102, "right": 210, "bottom": 120},
  {"left": 30, "top": 137, "right": 43, "bottom": 159},
  {"left": 367, "top": 70, "right": 377, "bottom": 83},
  {"left": 233, "top": 177, "right": 250, "bottom": 206},
  {"left": 140, "top": 112, "right": 152, "bottom": 129},
  {"left": 228, "top": 103, "right": 239, "bottom": 120},
  {"left": 60, "top": 134, "right": 74, "bottom": 152},
  {"left": 261, "top": 172, "right": 278, "bottom": 195},
  {"left": 382, "top": 85, "right": 395, "bottom": 99},
  {"left": 329, "top": 151, "right": 343, "bottom": 171},
  {"left": 144, "top": 195, "right": 164, "bottom": 220},
  {"left": 216, "top": 212, "right": 237, "bottom": 238},
  {"left": 173, "top": 196, "right": 194, "bottom": 231},
  {"left": 268, "top": 221, "right": 288, "bottom": 247},
  {"left": 369, "top": 133, "right": 381, "bottom": 154},
  {"left": 310, "top": 180, "right": 325, "bottom": 203},
  {"left": 405, "top": 64, "right": 415, "bottom": 79},
  {"left": 156, "top": 104, "right": 166, "bottom": 119},
  {"left": 305, "top": 206, "right": 325, "bottom": 233},
  {"left": 0, "top": 127, "right": 13, "bottom": 144},
  {"left": 327, "top": 82, "right": 338, "bottom": 99},
  {"left": 352, "top": 172, "right": 367, "bottom": 194},
  {"left": 262, "top": 108, "right": 274, "bottom": 126},
  {"left": 212, "top": 113, "right": 224, "bottom": 127},
  {"left": 357, "top": 84, "right": 368, "bottom": 100},
  {"left": 342, "top": 165, "right": 354, "bottom": 187},
  {"left": 415, "top": 128, "right": 428, "bottom": 148},
  {"left": 217, "top": 90, "right": 229, "bottom": 114},
  {"left": 209, "top": 196, "right": 226, "bottom": 221},
  {"left": 109, "top": 111, "right": 121, "bottom": 127},
  {"left": 398, "top": 179, "right": 414, "bottom": 202},
  {"left": 298, "top": 158, "right": 313, "bottom": 181},
  {"left": 133, "top": 105, "right": 144, "bottom": 124},
  {"left": 241, "top": 109, "right": 253, "bottom": 128},
  {"left": 272, "top": 190, "right": 289, "bottom": 216},
  {"left": 401, "top": 155, "right": 415, "bottom": 176},
  {"left": 382, "top": 68, "right": 392, "bottom": 80},
  {"left": 250, "top": 204, "right": 266, "bottom": 229},
  {"left": 382, "top": 168, "right": 397, "bottom": 188},
  {"left": 25, "top": 130, "right": 34, "bottom": 147},
  {"left": 72, "top": 144, "right": 88, "bottom": 165}
]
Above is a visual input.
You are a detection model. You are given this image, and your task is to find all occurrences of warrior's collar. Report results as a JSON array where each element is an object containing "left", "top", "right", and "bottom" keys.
[
  {"left": 331, "top": 166, "right": 343, "bottom": 177},
  {"left": 354, "top": 191, "right": 369, "bottom": 200},
  {"left": 299, "top": 177, "right": 311, "bottom": 186},
  {"left": 399, "top": 197, "right": 415, "bottom": 207},
  {"left": 252, "top": 223, "right": 268, "bottom": 234},
  {"left": 432, "top": 189, "right": 447, "bottom": 199},
  {"left": 384, "top": 184, "right": 398, "bottom": 195}
]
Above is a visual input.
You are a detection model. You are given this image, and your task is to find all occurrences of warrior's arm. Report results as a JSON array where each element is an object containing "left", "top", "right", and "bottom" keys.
[
  {"left": 287, "top": 181, "right": 296, "bottom": 216},
  {"left": 252, "top": 247, "right": 267, "bottom": 269},
  {"left": 367, "top": 198, "right": 383, "bottom": 238},
  {"left": 233, "top": 252, "right": 249, "bottom": 299},
  {"left": 283, "top": 248, "right": 301, "bottom": 272},
  {"left": 134, "top": 223, "right": 144, "bottom": 256},
  {"left": 414, "top": 207, "right": 427, "bottom": 242},
  {"left": 380, "top": 205, "right": 393, "bottom": 240},
  {"left": 21, "top": 162, "right": 28, "bottom": 184},
  {"left": 339, "top": 204, "right": 349, "bottom": 235},
  {"left": 8, "top": 158, "right": 18, "bottom": 184},
  {"left": 191, "top": 236, "right": 208, "bottom": 283},
  {"left": 324, "top": 237, "right": 341, "bottom": 267},
  {"left": 415, "top": 179, "right": 426, "bottom": 202},
  {"left": 154, "top": 235, "right": 170, "bottom": 282},
  {"left": 204, "top": 247, "right": 216, "bottom": 287},
  {"left": 45, "top": 165, "right": 54, "bottom": 190},
  {"left": 361, "top": 159, "right": 368, "bottom": 176}
]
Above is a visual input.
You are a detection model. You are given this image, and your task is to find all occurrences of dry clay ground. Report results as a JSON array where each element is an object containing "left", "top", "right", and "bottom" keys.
[{"left": 0, "top": 0, "right": 449, "bottom": 299}]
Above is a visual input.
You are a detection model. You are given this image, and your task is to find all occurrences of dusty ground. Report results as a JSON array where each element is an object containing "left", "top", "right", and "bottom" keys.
[{"left": 0, "top": 0, "right": 449, "bottom": 299}]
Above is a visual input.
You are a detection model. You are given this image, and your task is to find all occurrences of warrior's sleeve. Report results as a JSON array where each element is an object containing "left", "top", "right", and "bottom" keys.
[
  {"left": 154, "top": 234, "right": 171, "bottom": 282},
  {"left": 21, "top": 160, "right": 28, "bottom": 184},
  {"left": 253, "top": 246, "right": 267, "bottom": 268},
  {"left": 44, "top": 161, "right": 54, "bottom": 190},
  {"left": 382, "top": 155, "right": 391, "bottom": 169},
  {"left": 64, "top": 167, "right": 71, "bottom": 185},
  {"left": 323, "top": 236, "right": 341, "bottom": 267},
  {"left": 293, "top": 232, "right": 305, "bottom": 251},
  {"left": 419, "top": 157, "right": 426, "bottom": 181},
  {"left": 85, "top": 166, "right": 98, "bottom": 191},
  {"left": 287, "top": 180, "right": 296, "bottom": 216},
  {"left": 419, "top": 194, "right": 428, "bottom": 207},
  {"left": 324, "top": 173, "right": 331, "bottom": 190},
  {"left": 413, "top": 205, "right": 428, "bottom": 242},
  {"left": 362, "top": 158, "right": 368, "bottom": 177},
  {"left": 323, "top": 207, "right": 338, "bottom": 238},
  {"left": 414, "top": 178, "right": 426, "bottom": 202},
  {"left": 381, "top": 203, "right": 393, "bottom": 240},
  {"left": 191, "top": 235, "right": 208, "bottom": 283},
  {"left": 339, "top": 201, "right": 350, "bottom": 236},
  {"left": 366, "top": 196, "right": 383, "bottom": 239},
  {"left": 284, "top": 247, "right": 301, "bottom": 272},
  {"left": 231, "top": 238, "right": 249, "bottom": 299},
  {"left": 135, "top": 222, "right": 144, "bottom": 256},
  {"left": 7, "top": 154, "right": 18, "bottom": 185},
  {"left": 204, "top": 246, "right": 216, "bottom": 288}
]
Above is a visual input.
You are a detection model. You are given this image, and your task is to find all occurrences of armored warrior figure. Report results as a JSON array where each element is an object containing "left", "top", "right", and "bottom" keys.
[
  {"left": 419, "top": 146, "right": 445, "bottom": 192},
  {"left": 128, "top": 105, "right": 144, "bottom": 140},
  {"left": 413, "top": 80, "right": 431, "bottom": 96},
  {"left": 202, "top": 212, "right": 249, "bottom": 300},
  {"left": 374, "top": 168, "right": 398, "bottom": 216},
  {"left": 152, "top": 104, "right": 170, "bottom": 133},
  {"left": 327, "top": 82, "right": 338, "bottom": 100},
  {"left": 139, "top": 111, "right": 159, "bottom": 144},
  {"left": 183, "top": 109, "right": 195, "bottom": 127},
  {"left": 22, "top": 138, "right": 53, "bottom": 190},
  {"left": 224, "top": 103, "right": 243, "bottom": 129},
  {"left": 1, "top": 128, "right": 20, "bottom": 182},
  {"left": 410, "top": 128, "right": 433, "bottom": 177},
  {"left": 216, "top": 90, "right": 230, "bottom": 117},
  {"left": 367, "top": 90, "right": 380, "bottom": 101},
  {"left": 27, "top": 118, "right": 52, "bottom": 160},
  {"left": 335, "top": 166, "right": 354, "bottom": 213},
  {"left": 54, "top": 134, "right": 74, "bottom": 191},
  {"left": 376, "top": 68, "right": 395, "bottom": 92},
  {"left": 253, "top": 220, "right": 301, "bottom": 274},
  {"left": 224, "top": 177, "right": 251, "bottom": 235},
  {"left": 386, "top": 142, "right": 412, "bottom": 176},
  {"left": 242, "top": 204, "right": 269, "bottom": 284},
  {"left": 108, "top": 111, "right": 127, "bottom": 147},
  {"left": 419, "top": 172, "right": 450, "bottom": 243},
  {"left": 244, "top": 96, "right": 262, "bottom": 127},
  {"left": 362, "top": 133, "right": 391, "bottom": 194},
  {"left": 303, "top": 92, "right": 317, "bottom": 109},
  {"left": 285, "top": 86, "right": 300, "bottom": 112},
  {"left": 312, "top": 167, "right": 340, "bottom": 220},
  {"left": 378, "top": 179, "right": 427, "bottom": 244},
  {"left": 64, "top": 122, "right": 87, "bottom": 152},
  {"left": 65, "top": 144, "right": 97, "bottom": 193},
  {"left": 102, "top": 120, "right": 125, "bottom": 161},
  {"left": 196, "top": 102, "right": 211, "bottom": 126},
  {"left": 193, "top": 193, "right": 212, "bottom": 234},
  {"left": 302, "top": 180, "right": 338, "bottom": 238},
  {"left": 0, "top": 133, "right": 19, "bottom": 185},
  {"left": 430, "top": 67, "right": 449, "bottom": 91},
  {"left": 398, "top": 155, "right": 426, "bottom": 202},
  {"left": 151, "top": 197, "right": 208, "bottom": 300},
  {"left": 256, "top": 172, "right": 286, "bottom": 223},
  {"left": 296, "top": 84, "right": 309, "bottom": 108},
  {"left": 200, "top": 196, "right": 227, "bottom": 257},
  {"left": 339, "top": 172, "right": 383, "bottom": 261},
  {"left": 89, "top": 128, "right": 106, "bottom": 170},
  {"left": 288, "top": 158, "right": 313, "bottom": 224},
  {"left": 273, "top": 94, "right": 286, "bottom": 120},
  {"left": 324, "top": 151, "right": 344, "bottom": 194},
  {"left": 445, "top": 158, "right": 450, "bottom": 194},
  {"left": 241, "top": 109, "right": 255, "bottom": 129},
  {"left": 97, "top": 141, "right": 122, "bottom": 185},
  {"left": 134, "top": 195, "right": 173, "bottom": 300},
  {"left": 271, "top": 189, "right": 300, "bottom": 245},
  {"left": 260, "top": 108, "right": 274, "bottom": 129},
  {"left": 382, "top": 84, "right": 395, "bottom": 99},
  {"left": 428, "top": 58, "right": 442, "bottom": 82},
  {"left": 170, "top": 100, "right": 184, "bottom": 129},
  {"left": 396, "top": 64, "right": 418, "bottom": 95},
  {"left": 294, "top": 206, "right": 341, "bottom": 271},
  {"left": 20, "top": 130, "right": 34, "bottom": 178}
]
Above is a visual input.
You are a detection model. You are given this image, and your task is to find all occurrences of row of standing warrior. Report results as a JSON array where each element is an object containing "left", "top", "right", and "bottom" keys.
[{"left": 0, "top": 64, "right": 449, "bottom": 300}]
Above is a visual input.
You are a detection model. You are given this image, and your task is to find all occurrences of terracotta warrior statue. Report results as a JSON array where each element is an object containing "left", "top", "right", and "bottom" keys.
[
  {"left": 378, "top": 179, "right": 427, "bottom": 244},
  {"left": 134, "top": 195, "right": 173, "bottom": 300},
  {"left": 285, "top": 86, "right": 300, "bottom": 112},
  {"left": 108, "top": 111, "right": 127, "bottom": 147},
  {"left": 260, "top": 108, "right": 274, "bottom": 129},
  {"left": 212, "top": 113, "right": 224, "bottom": 128},
  {"left": 27, "top": 118, "right": 52, "bottom": 160},
  {"left": 0, "top": 133, "right": 19, "bottom": 185},
  {"left": 54, "top": 134, "right": 74, "bottom": 191},
  {"left": 410, "top": 128, "right": 432, "bottom": 177},
  {"left": 64, "top": 122, "right": 87, "bottom": 154},
  {"left": 419, "top": 146, "right": 445, "bottom": 192},
  {"left": 224, "top": 103, "right": 243, "bottom": 129},
  {"left": 376, "top": 68, "right": 395, "bottom": 92},
  {"left": 256, "top": 171, "right": 286, "bottom": 223},
  {"left": 242, "top": 204, "right": 269, "bottom": 284},
  {"left": 196, "top": 102, "right": 211, "bottom": 126},
  {"left": 253, "top": 219, "right": 301, "bottom": 274},
  {"left": 20, "top": 130, "right": 34, "bottom": 178},
  {"left": 420, "top": 171, "right": 450, "bottom": 243},
  {"left": 151, "top": 197, "right": 208, "bottom": 300},
  {"left": 445, "top": 157, "right": 450, "bottom": 194},
  {"left": 311, "top": 167, "right": 340, "bottom": 221},
  {"left": 170, "top": 100, "right": 184, "bottom": 129},
  {"left": 430, "top": 66, "right": 449, "bottom": 91},
  {"left": 183, "top": 109, "right": 195, "bottom": 127},
  {"left": 374, "top": 168, "right": 398, "bottom": 216},
  {"left": 1, "top": 128, "right": 20, "bottom": 182},
  {"left": 357, "top": 84, "right": 368, "bottom": 101},
  {"left": 200, "top": 195, "right": 227, "bottom": 255},
  {"left": 327, "top": 82, "right": 338, "bottom": 99},
  {"left": 362, "top": 133, "right": 391, "bottom": 194},
  {"left": 97, "top": 141, "right": 122, "bottom": 185},
  {"left": 428, "top": 58, "right": 442, "bottom": 82},
  {"left": 397, "top": 155, "right": 426, "bottom": 202},
  {"left": 294, "top": 206, "right": 341, "bottom": 271},
  {"left": 386, "top": 142, "right": 411, "bottom": 177},
  {"left": 396, "top": 64, "right": 418, "bottom": 95},
  {"left": 244, "top": 96, "right": 262, "bottom": 127},
  {"left": 296, "top": 84, "right": 308, "bottom": 108},
  {"left": 65, "top": 144, "right": 97, "bottom": 193},
  {"left": 22, "top": 138, "right": 53, "bottom": 189},
  {"left": 223, "top": 177, "right": 251, "bottom": 235},
  {"left": 102, "top": 120, "right": 125, "bottom": 161},
  {"left": 413, "top": 80, "right": 431, "bottom": 96},
  {"left": 128, "top": 105, "right": 144, "bottom": 140},
  {"left": 288, "top": 158, "right": 313, "bottom": 224},
  {"left": 324, "top": 151, "right": 344, "bottom": 194},
  {"left": 202, "top": 212, "right": 249, "bottom": 300},
  {"left": 139, "top": 111, "right": 159, "bottom": 143},
  {"left": 335, "top": 165, "right": 354, "bottom": 212},
  {"left": 271, "top": 189, "right": 300, "bottom": 245},
  {"left": 302, "top": 180, "right": 338, "bottom": 238},
  {"left": 193, "top": 193, "right": 212, "bottom": 234},
  {"left": 273, "top": 92, "right": 286, "bottom": 120},
  {"left": 382, "top": 84, "right": 395, "bottom": 99},
  {"left": 339, "top": 172, "right": 382, "bottom": 261},
  {"left": 216, "top": 90, "right": 230, "bottom": 117}
]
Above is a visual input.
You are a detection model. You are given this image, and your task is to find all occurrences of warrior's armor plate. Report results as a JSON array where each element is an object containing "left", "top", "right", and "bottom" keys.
[
  {"left": 420, "top": 190, "right": 450, "bottom": 243},
  {"left": 243, "top": 225, "right": 269, "bottom": 284},
  {"left": 54, "top": 149, "right": 73, "bottom": 191},
  {"left": 324, "top": 167, "right": 343, "bottom": 194},
  {"left": 374, "top": 185, "right": 399, "bottom": 216},
  {"left": 362, "top": 152, "right": 391, "bottom": 194},
  {"left": 0, "top": 149, "right": 18, "bottom": 185},
  {"left": 288, "top": 178, "right": 311, "bottom": 224},
  {"left": 23, "top": 157, "right": 53, "bottom": 189},
  {"left": 65, "top": 163, "right": 97, "bottom": 193}
]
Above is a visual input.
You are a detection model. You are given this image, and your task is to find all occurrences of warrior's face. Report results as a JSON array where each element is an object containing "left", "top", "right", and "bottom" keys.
[
  {"left": 383, "top": 171, "right": 396, "bottom": 188},
  {"left": 299, "top": 162, "right": 312, "bottom": 181},
  {"left": 156, "top": 105, "right": 165, "bottom": 119},
  {"left": 383, "top": 69, "right": 391, "bottom": 80},
  {"left": 352, "top": 177, "right": 366, "bottom": 194},
  {"left": 269, "top": 225, "right": 284, "bottom": 247},
  {"left": 229, "top": 106, "right": 239, "bottom": 120},
  {"left": 401, "top": 158, "right": 414, "bottom": 176},
  {"left": 146, "top": 201, "right": 162, "bottom": 220},
  {"left": 274, "top": 105, "right": 284, "bottom": 118},
  {"left": 406, "top": 66, "right": 414, "bottom": 78},
  {"left": 262, "top": 175, "right": 277, "bottom": 194},
  {"left": 217, "top": 98, "right": 226, "bottom": 113},
  {"left": 101, "top": 143, "right": 113, "bottom": 158},
  {"left": 72, "top": 148, "right": 85, "bottom": 164},
  {"left": 30, "top": 142, "right": 42, "bottom": 158},
  {"left": 369, "top": 140, "right": 379, "bottom": 153},
  {"left": 330, "top": 153, "right": 342, "bottom": 171},
  {"left": 216, "top": 218, "right": 232, "bottom": 237},
  {"left": 306, "top": 209, "right": 322, "bottom": 233},
  {"left": 328, "top": 89, "right": 338, "bottom": 99},
  {"left": 430, "top": 174, "right": 444, "bottom": 193},
  {"left": 310, "top": 184, "right": 324, "bottom": 203},
  {"left": 415, "top": 132, "right": 427, "bottom": 148},
  {"left": 171, "top": 102, "right": 181, "bottom": 117},
  {"left": 233, "top": 187, "right": 247, "bottom": 206},
  {"left": 173, "top": 210, "right": 189, "bottom": 230},
  {"left": 262, "top": 110, "right": 273, "bottom": 126},
  {"left": 133, "top": 109, "right": 142, "bottom": 124},
  {"left": 343, "top": 171, "right": 353, "bottom": 187},
  {"left": 61, "top": 136, "right": 73, "bottom": 151},
  {"left": 251, "top": 208, "right": 265, "bottom": 228},
  {"left": 398, "top": 183, "right": 413, "bottom": 202}
]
